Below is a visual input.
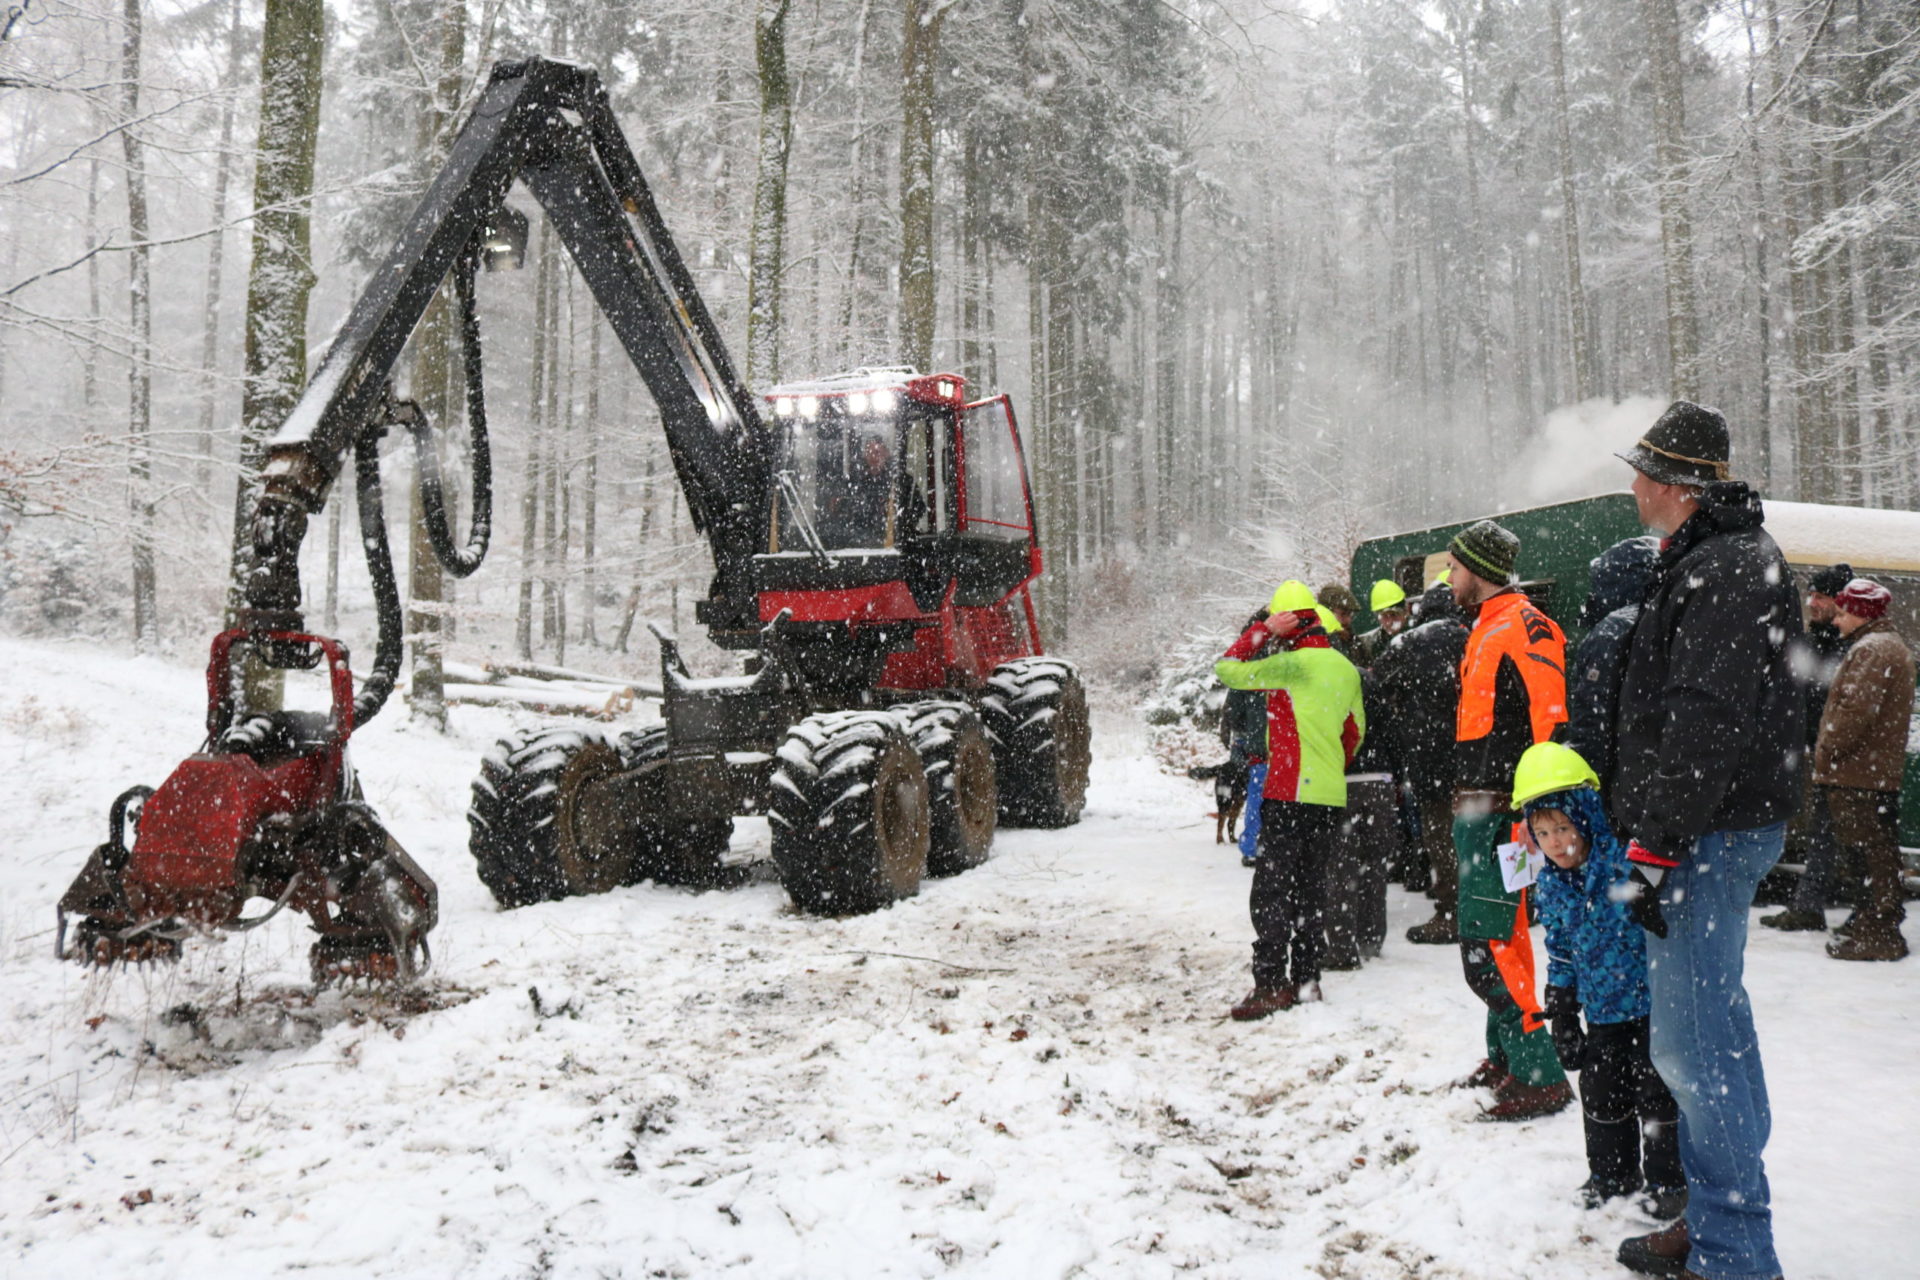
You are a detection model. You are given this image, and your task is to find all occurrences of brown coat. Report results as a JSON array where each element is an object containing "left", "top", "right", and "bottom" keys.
[{"left": 1813, "top": 619, "right": 1917, "bottom": 793}]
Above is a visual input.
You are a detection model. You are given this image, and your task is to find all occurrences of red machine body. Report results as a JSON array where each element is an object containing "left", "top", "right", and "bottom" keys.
[
  {"left": 755, "top": 373, "right": 1046, "bottom": 693},
  {"left": 120, "top": 631, "right": 353, "bottom": 922}
]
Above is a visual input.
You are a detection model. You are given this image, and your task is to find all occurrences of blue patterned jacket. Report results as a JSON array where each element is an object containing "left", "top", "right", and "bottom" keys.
[{"left": 1525, "top": 786, "right": 1651, "bottom": 1025}]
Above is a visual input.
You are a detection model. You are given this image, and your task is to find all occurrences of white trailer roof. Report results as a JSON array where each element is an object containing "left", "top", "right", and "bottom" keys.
[{"left": 1763, "top": 499, "right": 1920, "bottom": 573}]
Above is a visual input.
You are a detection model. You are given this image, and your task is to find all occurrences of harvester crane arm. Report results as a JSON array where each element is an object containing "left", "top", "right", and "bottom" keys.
[{"left": 243, "top": 55, "right": 767, "bottom": 655}]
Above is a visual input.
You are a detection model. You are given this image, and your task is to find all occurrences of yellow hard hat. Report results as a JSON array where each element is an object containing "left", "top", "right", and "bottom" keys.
[
  {"left": 1370, "top": 579, "right": 1407, "bottom": 612},
  {"left": 1314, "top": 605, "right": 1343, "bottom": 633},
  {"left": 1430, "top": 564, "right": 1453, "bottom": 587},
  {"left": 1511, "top": 741, "right": 1601, "bottom": 809},
  {"left": 1269, "top": 579, "right": 1316, "bottom": 614}
]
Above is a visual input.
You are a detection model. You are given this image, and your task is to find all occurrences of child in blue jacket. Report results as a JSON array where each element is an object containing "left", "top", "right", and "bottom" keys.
[{"left": 1515, "top": 742, "right": 1686, "bottom": 1217}]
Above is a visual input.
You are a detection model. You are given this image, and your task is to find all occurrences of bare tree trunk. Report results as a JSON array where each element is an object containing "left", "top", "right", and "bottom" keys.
[
  {"left": 83, "top": 154, "right": 101, "bottom": 415},
  {"left": 196, "top": 0, "right": 246, "bottom": 498},
  {"left": 1642, "top": 0, "right": 1702, "bottom": 398},
  {"left": 406, "top": 0, "right": 467, "bottom": 729},
  {"left": 122, "top": 0, "right": 158, "bottom": 652},
  {"left": 1548, "top": 0, "right": 1595, "bottom": 401},
  {"left": 1741, "top": 0, "right": 1774, "bottom": 487},
  {"left": 899, "top": 0, "right": 954, "bottom": 370},
  {"left": 838, "top": 0, "right": 876, "bottom": 361},
  {"left": 746, "top": 0, "right": 793, "bottom": 386},
  {"left": 324, "top": 490, "right": 341, "bottom": 632},
  {"left": 235, "top": 0, "right": 324, "bottom": 710},
  {"left": 581, "top": 313, "right": 600, "bottom": 647},
  {"left": 516, "top": 221, "right": 551, "bottom": 659}
]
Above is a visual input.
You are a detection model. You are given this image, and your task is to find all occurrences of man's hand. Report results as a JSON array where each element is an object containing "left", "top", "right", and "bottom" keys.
[
  {"left": 1621, "top": 840, "right": 1675, "bottom": 939},
  {"left": 1264, "top": 610, "right": 1304, "bottom": 639}
]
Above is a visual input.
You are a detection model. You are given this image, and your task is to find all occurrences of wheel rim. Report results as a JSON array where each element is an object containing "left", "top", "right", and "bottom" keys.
[
  {"left": 952, "top": 729, "right": 998, "bottom": 852},
  {"left": 1051, "top": 681, "right": 1092, "bottom": 812},
  {"left": 555, "top": 740, "right": 633, "bottom": 894},
  {"left": 872, "top": 740, "right": 930, "bottom": 895}
]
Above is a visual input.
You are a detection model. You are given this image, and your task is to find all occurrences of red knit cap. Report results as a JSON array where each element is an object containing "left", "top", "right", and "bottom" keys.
[{"left": 1836, "top": 577, "right": 1891, "bottom": 620}]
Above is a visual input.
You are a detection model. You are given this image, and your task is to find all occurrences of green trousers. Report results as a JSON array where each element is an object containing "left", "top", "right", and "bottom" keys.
[{"left": 1454, "top": 807, "right": 1564, "bottom": 1087}]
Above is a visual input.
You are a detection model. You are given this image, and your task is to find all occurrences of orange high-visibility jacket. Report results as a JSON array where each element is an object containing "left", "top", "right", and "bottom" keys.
[{"left": 1454, "top": 591, "right": 1567, "bottom": 793}]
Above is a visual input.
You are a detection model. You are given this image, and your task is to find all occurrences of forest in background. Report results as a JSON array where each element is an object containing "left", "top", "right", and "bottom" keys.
[{"left": 2, "top": 0, "right": 1917, "bottom": 696}]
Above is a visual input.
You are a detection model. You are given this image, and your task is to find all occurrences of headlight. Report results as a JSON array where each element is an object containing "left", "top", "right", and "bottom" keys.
[
  {"left": 870, "top": 388, "right": 897, "bottom": 413},
  {"left": 848, "top": 391, "right": 870, "bottom": 413}
]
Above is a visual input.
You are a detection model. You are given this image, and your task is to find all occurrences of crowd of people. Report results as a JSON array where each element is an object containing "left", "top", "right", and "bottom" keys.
[{"left": 1206, "top": 401, "right": 1916, "bottom": 1280}]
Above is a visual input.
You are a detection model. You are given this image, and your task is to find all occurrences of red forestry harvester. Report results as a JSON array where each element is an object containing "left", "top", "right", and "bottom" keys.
[{"left": 58, "top": 56, "right": 1089, "bottom": 981}]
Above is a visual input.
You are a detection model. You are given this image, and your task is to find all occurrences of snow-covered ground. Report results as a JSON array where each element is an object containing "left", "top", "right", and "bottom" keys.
[{"left": 0, "top": 634, "right": 1913, "bottom": 1279}]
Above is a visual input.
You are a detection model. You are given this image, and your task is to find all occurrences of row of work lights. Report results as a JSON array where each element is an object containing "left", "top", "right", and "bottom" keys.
[{"left": 769, "top": 388, "right": 902, "bottom": 420}]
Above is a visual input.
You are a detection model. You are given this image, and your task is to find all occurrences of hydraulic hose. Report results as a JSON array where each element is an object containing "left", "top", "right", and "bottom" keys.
[
  {"left": 407, "top": 252, "right": 492, "bottom": 578},
  {"left": 351, "top": 423, "right": 404, "bottom": 726}
]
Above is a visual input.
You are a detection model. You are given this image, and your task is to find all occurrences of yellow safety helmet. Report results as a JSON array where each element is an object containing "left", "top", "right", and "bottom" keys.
[
  {"left": 1511, "top": 741, "right": 1601, "bottom": 810},
  {"left": 1370, "top": 579, "right": 1407, "bottom": 612},
  {"left": 1314, "top": 605, "right": 1343, "bottom": 633},
  {"left": 1269, "top": 579, "right": 1317, "bottom": 614},
  {"left": 1430, "top": 564, "right": 1453, "bottom": 588}
]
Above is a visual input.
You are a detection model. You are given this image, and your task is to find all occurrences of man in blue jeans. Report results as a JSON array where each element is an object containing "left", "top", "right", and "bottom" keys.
[{"left": 1608, "top": 403, "right": 1806, "bottom": 1280}]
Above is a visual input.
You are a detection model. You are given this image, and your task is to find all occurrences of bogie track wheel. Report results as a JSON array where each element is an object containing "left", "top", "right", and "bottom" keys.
[
  {"left": 981, "top": 658, "right": 1091, "bottom": 829},
  {"left": 894, "top": 701, "right": 996, "bottom": 876},
  {"left": 613, "top": 725, "right": 739, "bottom": 888},
  {"left": 769, "top": 711, "right": 930, "bottom": 915},
  {"left": 468, "top": 725, "right": 633, "bottom": 907}
]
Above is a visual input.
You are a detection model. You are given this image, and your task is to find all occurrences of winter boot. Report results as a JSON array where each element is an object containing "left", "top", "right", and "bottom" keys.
[
  {"left": 1230, "top": 985, "right": 1298, "bottom": 1020},
  {"left": 1579, "top": 1176, "right": 1641, "bottom": 1209},
  {"left": 1617, "top": 1219, "right": 1690, "bottom": 1277},
  {"left": 1457, "top": 1058, "right": 1511, "bottom": 1091},
  {"left": 1582, "top": 1112, "right": 1642, "bottom": 1200},
  {"left": 1638, "top": 1184, "right": 1689, "bottom": 1221},
  {"left": 1834, "top": 910, "right": 1859, "bottom": 937},
  {"left": 1478, "top": 1079, "right": 1574, "bottom": 1122},
  {"left": 1405, "top": 911, "right": 1458, "bottom": 945},
  {"left": 1827, "top": 929, "right": 1909, "bottom": 962},
  {"left": 1759, "top": 907, "right": 1826, "bottom": 932}
]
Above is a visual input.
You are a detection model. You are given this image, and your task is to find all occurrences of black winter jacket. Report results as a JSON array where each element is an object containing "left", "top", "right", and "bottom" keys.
[
  {"left": 1373, "top": 588, "right": 1469, "bottom": 800},
  {"left": 1610, "top": 483, "right": 1808, "bottom": 858},
  {"left": 1564, "top": 604, "right": 1639, "bottom": 793}
]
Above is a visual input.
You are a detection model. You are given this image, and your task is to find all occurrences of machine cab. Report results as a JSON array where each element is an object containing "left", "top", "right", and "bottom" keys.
[{"left": 754, "top": 371, "right": 1044, "bottom": 686}]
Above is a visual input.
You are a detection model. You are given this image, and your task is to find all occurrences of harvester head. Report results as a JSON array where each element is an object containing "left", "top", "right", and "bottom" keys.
[{"left": 56, "top": 631, "right": 437, "bottom": 987}]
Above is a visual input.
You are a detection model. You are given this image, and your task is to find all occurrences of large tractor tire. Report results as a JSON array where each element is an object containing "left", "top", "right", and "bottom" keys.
[
  {"left": 613, "top": 725, "right": 739, "bottom": 888},
  {"left": 769, "top": 711, "right": 931, "bottom": 915},
  {"left": 981, "top": 657, "right": 1091, "bottom": 829},
  {"left": 894, "top": 700, "right": 997, "bottom": 876},
  {"left": 468, "top": 725, "right": 633, "bottom": 907}
]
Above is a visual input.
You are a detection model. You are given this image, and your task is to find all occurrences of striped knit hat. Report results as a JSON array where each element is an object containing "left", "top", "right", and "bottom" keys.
[{"left": 1448, "top": 519, "right": 1520, "bottom": 586}]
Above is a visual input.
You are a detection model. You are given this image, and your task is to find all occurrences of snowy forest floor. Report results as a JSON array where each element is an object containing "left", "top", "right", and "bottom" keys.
[{"left": 0, "top": 634, "right": 1913, "bottom": 1280}]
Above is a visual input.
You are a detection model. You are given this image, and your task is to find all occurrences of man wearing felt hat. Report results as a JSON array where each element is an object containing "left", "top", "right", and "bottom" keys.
[{"left": 1608, "top": 400, "right": 1806, "bottom": 1280}]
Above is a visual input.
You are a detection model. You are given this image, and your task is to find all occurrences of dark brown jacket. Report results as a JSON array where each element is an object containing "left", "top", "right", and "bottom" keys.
[{"left": 1814, "top": 618, "right": 1917, "bottom": 793}]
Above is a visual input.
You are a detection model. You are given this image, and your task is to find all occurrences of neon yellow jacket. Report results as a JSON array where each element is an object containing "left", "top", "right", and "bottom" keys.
[{"left": 1216, "top": 625, "right": 1366, "bottom": 807}]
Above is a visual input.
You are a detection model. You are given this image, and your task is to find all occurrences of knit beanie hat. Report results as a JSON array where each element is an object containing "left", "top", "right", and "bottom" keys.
[
  {"left": 1835, "top": 577, "right": 1890, "bottom": 621},
  {"left": 1809, "top": 563, "right": 1855, "bottom": 596},
  {"left": 1448, "top": 519, "right": 1519, "bottom": 586}
]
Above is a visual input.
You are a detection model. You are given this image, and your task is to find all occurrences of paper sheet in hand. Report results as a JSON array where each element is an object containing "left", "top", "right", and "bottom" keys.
[{"left": 1496, "top": 841, "right": 1538, "bottom": 892}]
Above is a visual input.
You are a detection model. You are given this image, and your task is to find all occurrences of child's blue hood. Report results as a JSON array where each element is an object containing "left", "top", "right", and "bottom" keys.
[{"left": 1522, "top": 785, "right": 1618, "bottom": 895}]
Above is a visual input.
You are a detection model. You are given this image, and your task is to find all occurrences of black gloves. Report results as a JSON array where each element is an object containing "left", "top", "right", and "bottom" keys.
[
  {"left": 1623, "top": 841, "right": 1676, "bottom": 939},
  {"left": 1544, "top": 984, "right": 1586, "bottom": 1072}
]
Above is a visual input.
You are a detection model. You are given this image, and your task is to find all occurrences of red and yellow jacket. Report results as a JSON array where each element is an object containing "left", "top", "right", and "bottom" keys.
[{"left": 1454, "top": 591, "right": 1567, "bottom": 792}]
